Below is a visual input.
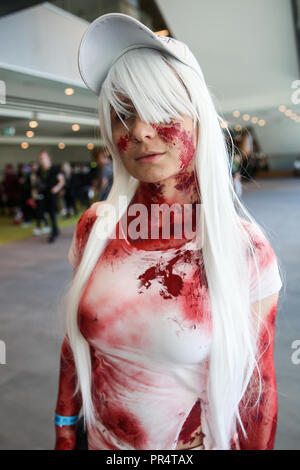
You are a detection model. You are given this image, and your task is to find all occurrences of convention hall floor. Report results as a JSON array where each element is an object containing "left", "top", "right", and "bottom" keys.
[{"left": 0, "top": 178, "right": 299, "bottom": 449}]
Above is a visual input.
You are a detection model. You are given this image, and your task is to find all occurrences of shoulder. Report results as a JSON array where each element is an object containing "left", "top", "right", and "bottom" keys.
[
  {"left": 238, "top": 217, "right": 276, "bottom": 265},
  {"left": 68, "top": 202, "right": 104, "bottom": 269},
  {"left": 75, "top": 202, "right": 103, "bottom": 244},
  {"left": 238, "top": 218, "right": 282, "bottom": 302}
]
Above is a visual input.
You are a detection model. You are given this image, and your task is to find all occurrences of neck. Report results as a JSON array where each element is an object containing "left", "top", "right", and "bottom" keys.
[
  {"left": 135, "top": 164, "right": 200, "bottom": 207},
  {"left": 123, "top": 164, "right": 201, "bottom": 250}
]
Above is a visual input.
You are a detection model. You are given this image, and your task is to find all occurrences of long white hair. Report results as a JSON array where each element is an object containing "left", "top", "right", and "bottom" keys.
[{"left": 63, "top": 47, "right": 278, "bottom": 448}]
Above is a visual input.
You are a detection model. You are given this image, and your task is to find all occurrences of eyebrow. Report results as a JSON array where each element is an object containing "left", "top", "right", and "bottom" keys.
[{"left": 110, "top": 102, "right": 135, "bottom": 116}]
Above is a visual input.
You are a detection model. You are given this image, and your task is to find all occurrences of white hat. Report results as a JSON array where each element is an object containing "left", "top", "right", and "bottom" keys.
[{"left": 78, "top": 13, "right": 204, "bottom": 96}]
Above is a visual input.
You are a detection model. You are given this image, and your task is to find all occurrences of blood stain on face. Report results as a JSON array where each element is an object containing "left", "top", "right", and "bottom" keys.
[
  {"left": 151, "top": 122, "right": 181, "bottom": 145},
  {"left": 117, "top": 134, "right": 130, "bottom": 153},
  {"left": 178, "top": 129, "right": 196, "bottom": 170},
  {"left": 151, "top": 122, "right": 196, "bottom": 171}
]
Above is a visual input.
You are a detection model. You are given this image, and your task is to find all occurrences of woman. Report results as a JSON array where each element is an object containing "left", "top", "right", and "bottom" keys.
[{"left": 54, "top": 13, "right": 283, "bottom": 450}]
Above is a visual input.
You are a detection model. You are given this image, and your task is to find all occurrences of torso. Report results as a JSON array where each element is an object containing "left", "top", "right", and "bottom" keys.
[{"left": 77, "top": 202, "right": 212, "bottom": 450}]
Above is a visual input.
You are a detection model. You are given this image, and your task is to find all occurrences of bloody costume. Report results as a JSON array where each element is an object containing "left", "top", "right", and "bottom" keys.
[{"left": 55, "top": 197, "right": 282, "bottom": 450}]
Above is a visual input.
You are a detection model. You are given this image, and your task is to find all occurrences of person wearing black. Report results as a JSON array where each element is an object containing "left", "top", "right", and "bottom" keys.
[
  {"left": 38, "top": 150, "right": 65, "bottom": 243},
  {"left": 19, "top": 164, "right": 33, "bottom": 227},
  {"left": 30, "top": 161, "right": 50, "bottom": 235},
  {"left": 97, "top": 150, "right": 114, "bottom": 201},
  {"left": 61, "top": 162, "right": 78, "bottom": 217}
]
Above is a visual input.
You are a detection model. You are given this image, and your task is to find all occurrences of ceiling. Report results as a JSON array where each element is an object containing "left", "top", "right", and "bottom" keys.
[
  {"left": 0, "top": 2, "right": 102, "bottom": 148},
  {"left": 0, "top": 0, "right": 299, "bottom": 158},
  {"left": 156, "top": 0, "right": 300, "bottom": 156}
]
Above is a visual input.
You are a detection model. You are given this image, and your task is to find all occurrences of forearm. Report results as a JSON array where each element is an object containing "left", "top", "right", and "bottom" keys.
[
  {"left": 52, "top": 174, "right": 65, "bottom": 194},
  {"left": 238, "top": 297, "right": 279, "bottom": 450},
  {"left": 54, "top": 335, "right": 82, "bottom": 450},
  {"left": 52, "top": 183, "right": 64, "bottom": 194},
  {"left": 238, "top": 366, "right": 277, "bottom": 450}
]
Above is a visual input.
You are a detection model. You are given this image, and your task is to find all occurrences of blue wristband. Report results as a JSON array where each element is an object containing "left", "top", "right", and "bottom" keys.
[{"left": 54, "top": 413, "right": 79, "bottom": 427}]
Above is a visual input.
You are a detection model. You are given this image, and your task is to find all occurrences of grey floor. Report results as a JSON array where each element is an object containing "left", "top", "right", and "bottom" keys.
[{"left": 0, "top": 178, "right": 299, "bottom": 450}]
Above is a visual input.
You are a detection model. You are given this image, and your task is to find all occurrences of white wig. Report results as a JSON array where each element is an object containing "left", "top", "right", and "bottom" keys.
[{"left": 63, "top": 47, "right": 276, "bottom": 448}]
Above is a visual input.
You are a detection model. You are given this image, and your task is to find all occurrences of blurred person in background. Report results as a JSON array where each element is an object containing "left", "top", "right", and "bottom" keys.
[
  {"left": 294, "top": 157, "right": 300, "bottom": 177},
  {"left": 30, "top": 161, "right": 51, "bottom": 236},
  {"left": 97, "top": 149, "right": 113, "bottom": 201},
  {"left": 232, "top": 154, "right": 243, "bottom": 200},
  {"left": 78, "top": 163, "right": 92, "bottom": 209},
  {"left": 39, "top": 150, "right": 65, "bottom": 243},
  {"left": 61, "top": 162, "right": 78, "bottom": 217},
  {"left": 19, "top": 164, "right": 33, "bottom": 227},
  {"left": 3, "top": 164, "right": 20, "bottom": 219},
  {"left": 0, "top": 171, "right": 6, "bottom": 216}
]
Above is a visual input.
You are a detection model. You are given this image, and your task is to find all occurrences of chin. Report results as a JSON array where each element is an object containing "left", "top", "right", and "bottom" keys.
[{"left": 135, "top": 169, "right": 171, "bottom": 184}]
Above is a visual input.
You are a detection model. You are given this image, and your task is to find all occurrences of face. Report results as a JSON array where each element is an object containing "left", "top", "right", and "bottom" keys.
[
  {"left": 39, "top": 151, "right": 51, "bottom": 169},
  {"left": 97, "top": 151, "right": 108, "bottom": 165},
  {"left": 111, "top": 98, "right": 198, "bottom": 183},
  {"left": 31, "top": 163, "right": 38, "bottom": 172}
]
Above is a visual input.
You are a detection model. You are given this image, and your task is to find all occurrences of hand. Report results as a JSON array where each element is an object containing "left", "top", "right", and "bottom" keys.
[{"left": 54, "top": 424, "right": 77, "bottom": 450}]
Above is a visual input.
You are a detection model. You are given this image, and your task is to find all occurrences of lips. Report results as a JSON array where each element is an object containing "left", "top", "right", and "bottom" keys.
[{"left": 135, "top": 152, "right": 165, "bottom": 160}]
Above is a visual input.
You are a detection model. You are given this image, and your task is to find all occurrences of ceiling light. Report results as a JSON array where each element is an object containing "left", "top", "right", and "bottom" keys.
[
  {"left": 58, "top": 142, "right": 66, "bottom": 149},
  {"left": 72, "top": 124, "right": 80, "bottom": 131},
  {"left": 65, "top": 88, "right": 74, "bottom": 96},
  {"left": 21, "top": 142, "right": 29, "bottom": 149},
  {"left": 29, "top": 120, "right": 38, "bottom": 128},
  {"left": 278, "top": 105, "right": 286, "bottom": 112}
]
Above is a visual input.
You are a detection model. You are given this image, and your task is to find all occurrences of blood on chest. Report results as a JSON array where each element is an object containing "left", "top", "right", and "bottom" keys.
[{"left": 77, "top": 237, "right": 212, "bottom": 361}]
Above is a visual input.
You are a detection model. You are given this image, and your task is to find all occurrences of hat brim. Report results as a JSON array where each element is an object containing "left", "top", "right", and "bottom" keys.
[{"left": 78, "top": 13, "right": 186, "bottom": 96}]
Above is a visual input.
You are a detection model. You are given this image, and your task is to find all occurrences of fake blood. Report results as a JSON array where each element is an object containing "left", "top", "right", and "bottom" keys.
[
  {"left": 151, "top": 122, "right": 196, "bottom": 170},
  {"left": 117, "top": 134, "right": 130, "bottom": 153},
  {"left": 100, "top": 405, "right": 147, "bottom": 449},
  {"left": 175, "top": 170, "right": 197, "bottom": 193},
  {"left": 177, "top": 399, "right": 203, "bottom": 445},
  {"left": 138, "top": 251, "right": 195, "bottom": 299}
]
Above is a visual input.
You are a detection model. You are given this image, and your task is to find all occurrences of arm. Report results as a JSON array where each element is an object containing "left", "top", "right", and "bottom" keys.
[
  {"left": 237, "top": 292, "right": 279, "bottom": 450},
  {"left": 55, "top": 204, "right": 100, "bottom": 449},
  {"left": 54, "top": 335, "right": 82, "bottom": 450},
  {"left": 51, "top": 173, "right": 65, "bottom": 194}
]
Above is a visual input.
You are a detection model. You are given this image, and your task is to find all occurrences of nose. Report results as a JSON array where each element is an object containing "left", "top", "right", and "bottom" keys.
[{"left": 128, "top": 115, "right": 156, "bottom": 143}]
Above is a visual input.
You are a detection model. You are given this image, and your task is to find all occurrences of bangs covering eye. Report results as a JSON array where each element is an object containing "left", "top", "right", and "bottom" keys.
[{"left": 101, "top": 48, "right": 197, "bottom": 132}]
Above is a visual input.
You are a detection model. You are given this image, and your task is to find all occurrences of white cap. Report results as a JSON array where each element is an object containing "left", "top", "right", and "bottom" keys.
[{"left": 78, "top": 13, "right": 204, "bottom": 96}]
